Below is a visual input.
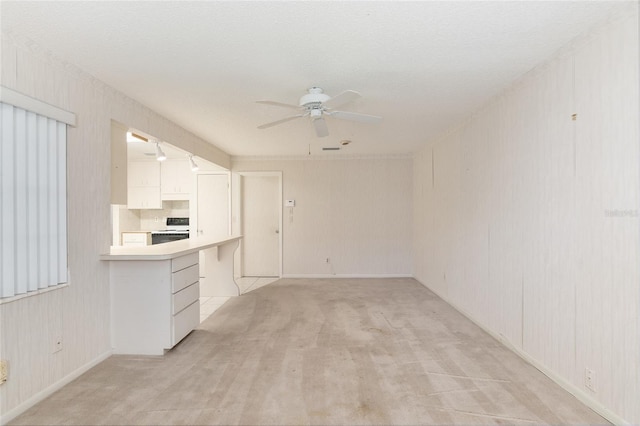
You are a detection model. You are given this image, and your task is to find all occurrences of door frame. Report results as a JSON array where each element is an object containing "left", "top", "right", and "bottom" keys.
[{"left": 237, "top": 171, "right": 283, "bottom": 278}]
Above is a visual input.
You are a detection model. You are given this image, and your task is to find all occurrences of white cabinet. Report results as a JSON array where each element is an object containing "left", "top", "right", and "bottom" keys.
[
  {"left": 102, "top": 236, "right": 242, "bottom": 355},
  {"left": 161, "top": 159, "right": 192, "bottom": 200},
  {"left": 128, "top": 187, "right": 161, "bottom": 209},
  {"left": 170, "top": 259, "right": 200, "bottom": 346},
  {"left": 129, "top": 161, "right": 160, "bottom": 187},
  {"left": 110, "top": 252, "right": 200, "bottom": 355},
  {"left": 121, "top": 232, "right": 151, "bottom": 246},
  {"left": 128, "top": 161, "right": 161, "bottom": 209}
]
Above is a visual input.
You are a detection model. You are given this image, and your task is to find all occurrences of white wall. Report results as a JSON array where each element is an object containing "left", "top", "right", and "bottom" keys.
[
  {"left": 413, "top": 9, "right": 639, "bottom": 424},
  {"left": 0, "top": 31, "right": 230, "bottom": 421},
  {"left": 233, "top": 157, "right": 413, "bottom": 276}
]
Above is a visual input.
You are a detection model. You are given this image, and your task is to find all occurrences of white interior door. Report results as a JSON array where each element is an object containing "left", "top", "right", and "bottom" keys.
[
  {"left": 242, "top": 175, "right": 280, "bottom": 277},
  {"left": 197, "top": 173, "right": 230, "bottom": 295}
]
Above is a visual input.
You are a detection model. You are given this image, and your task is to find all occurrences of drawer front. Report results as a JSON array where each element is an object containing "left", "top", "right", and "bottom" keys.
[
  {"left": 171, "top": 264, "right": 199, "bottom": 293},
  {"left": 172, "top": 300, "right": 199, "bottom": 346},
  {"left": 121, "top": 233, "right": 150, "bottom": 246},
  {"left": 171, "top": 252, "right": 198, "bottom": 272},
  {"left": 172, "top": 282, "right": 200, "bottom": 315}
]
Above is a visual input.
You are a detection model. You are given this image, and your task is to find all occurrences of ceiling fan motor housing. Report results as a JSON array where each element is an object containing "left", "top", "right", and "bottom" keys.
[{"left": 299, "top": 87, "right": 330, "bottom": 107}]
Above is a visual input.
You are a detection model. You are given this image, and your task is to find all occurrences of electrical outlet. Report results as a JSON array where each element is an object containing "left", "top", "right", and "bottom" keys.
[
  {"left": 53, "top": 336, "right": 63, "bottom": 353},
  {"left": 0, "top": 360, "right": 7, "bottom": 384},
  {"left": 585, "top": 368, "right": 596, "bottom": 392}
]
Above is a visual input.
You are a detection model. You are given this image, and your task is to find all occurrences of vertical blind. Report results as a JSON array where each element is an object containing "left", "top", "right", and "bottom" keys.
[{"left": 0, "top": 101, "right": 68, "bottom": 298}]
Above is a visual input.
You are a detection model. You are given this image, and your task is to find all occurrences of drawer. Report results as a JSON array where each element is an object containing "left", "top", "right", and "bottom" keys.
[
  {"left": 172, "top": 282, "right": 199, "bottom": 315},
  {"left": 171, "top": 264, "right": 199, "bottom": 293},
  {"left": 121, "top": 232, "right": 151, "bottom": 246},
  {"left": 172, "top": 300, "right": 199, "bottom": 346},
  {"left": 171, "top": 252, "right": 198, "bottom": 272}
]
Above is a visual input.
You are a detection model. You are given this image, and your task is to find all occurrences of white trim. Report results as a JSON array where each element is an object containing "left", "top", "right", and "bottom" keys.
[
  {"left": 413, "top": 278, "right": 628, "bottom": 426},
  {"left": 0, "top": 350, "right": 112, "bottom": 425},
  {"left": 282, "top": 274, "right": 413, "bottom": 279},
  {"left": 0, "top": 86, "right": 76, "bottom": 126}
]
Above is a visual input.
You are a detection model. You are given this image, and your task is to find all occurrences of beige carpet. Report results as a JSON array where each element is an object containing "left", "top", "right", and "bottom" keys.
[{"left": 11, "top": 278, "right": 607, "bottom": 425}]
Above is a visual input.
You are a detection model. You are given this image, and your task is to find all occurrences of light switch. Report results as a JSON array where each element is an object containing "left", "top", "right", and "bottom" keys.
[{"left": 285, "top": 199, "right": 295, "bottom": 207}]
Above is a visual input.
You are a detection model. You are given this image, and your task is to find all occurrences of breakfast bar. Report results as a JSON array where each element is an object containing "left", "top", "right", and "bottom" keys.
[{"left": 100, "top": 235, "right": 242, "bottom": 355}]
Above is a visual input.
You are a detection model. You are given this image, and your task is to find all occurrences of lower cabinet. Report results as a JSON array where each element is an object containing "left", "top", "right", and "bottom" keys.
[
  {"left": 170, "top": 258, "right": 200, "bottom": 346},
  {"left": 110, "top": 252, "right": 200, "bottom": 355}
]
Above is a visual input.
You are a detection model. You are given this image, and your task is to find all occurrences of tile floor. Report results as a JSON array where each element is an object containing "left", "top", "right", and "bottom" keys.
[
  {"left": 199, "top": 276, "right": 279, "bottom": 323},
  {"left": 235, "top": 276, "right": 279, "bottom": 294}
]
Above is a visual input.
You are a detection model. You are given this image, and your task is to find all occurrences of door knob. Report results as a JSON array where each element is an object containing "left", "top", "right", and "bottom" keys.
[{"left": 275, "top": 229, "right": 279, "bottom": 234}]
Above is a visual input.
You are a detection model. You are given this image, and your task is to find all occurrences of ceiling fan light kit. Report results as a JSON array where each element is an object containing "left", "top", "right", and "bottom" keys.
[{"left": 257, "top": 87, "right": 381, "bottom": 138}]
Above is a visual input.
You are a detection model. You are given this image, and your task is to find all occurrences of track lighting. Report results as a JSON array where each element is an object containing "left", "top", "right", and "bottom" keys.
[
  {"left": 188, "top": 155, "right": 199, "bottom": 172},
  {"left": 155, "top": 142, "right": 167, "bottom": 161}
]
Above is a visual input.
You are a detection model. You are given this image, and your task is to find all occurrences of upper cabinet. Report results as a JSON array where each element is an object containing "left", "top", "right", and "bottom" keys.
[
  {"left": 126, "top": 144, "right": 193, "bottom": 209},
  {"left": 129, "top": 161, "right": 160, "bottom": 187},
  {"left": 128, "top": 161, "right": 162, "bottom": 209},
  {"left": 161, "top": 159, "right": 192, "bottom": 200}
]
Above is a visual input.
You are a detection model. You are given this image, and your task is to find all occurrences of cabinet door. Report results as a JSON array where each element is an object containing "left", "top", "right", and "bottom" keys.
[
  {"left": 128, "top": 161, "right": 161, "bottom": 208},
  {"left": 128, "top": 186, "right": 162, "bottom": 209},
  {"left": 161, "top": 159, "right": 192, "bottom": 200},
  {"left": 129, "top": 161, "right": 160, "bottom": 187}
]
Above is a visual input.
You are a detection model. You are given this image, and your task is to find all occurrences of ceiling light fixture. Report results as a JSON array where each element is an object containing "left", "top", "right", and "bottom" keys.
[
  {"left": 155, "top": 142, "right": 167, "bottom": 161},
  {"left": 126, "top": 131, "right": 148, "bottom": 143},
  {"left": 188, "top": 155, "right": 199, "bottom": 172}
]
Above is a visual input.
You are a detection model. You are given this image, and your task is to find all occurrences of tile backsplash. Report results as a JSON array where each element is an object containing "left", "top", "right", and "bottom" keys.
[{"left": 139, "top": 200, "right": 190, "bottom": 231}]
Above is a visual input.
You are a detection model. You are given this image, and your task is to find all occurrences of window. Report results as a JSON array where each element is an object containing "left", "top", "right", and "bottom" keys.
[{"left": 0, "top": 87, "right": 75, "bottom": 299}]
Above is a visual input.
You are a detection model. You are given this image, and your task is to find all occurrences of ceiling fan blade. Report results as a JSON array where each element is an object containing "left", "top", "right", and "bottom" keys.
[
  {"left": 256, "top": 100, "right": 302, "bottom": 110},
  {"left": 329, "top": 110, "right": 382, "bottom": 123},
  {"left": 313, "top": 117, "right": 329, "bottom": 138},
  {"left": 257, "top": 114, "right": 305, "bottom": 129},
  {"left": 322, "top": 90, "right": 361, "bottom": 109}
]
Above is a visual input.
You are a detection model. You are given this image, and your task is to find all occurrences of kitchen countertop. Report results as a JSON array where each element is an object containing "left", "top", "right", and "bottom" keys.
[{"left": 100, "top": 235, "right": 242, "bottom": 261}]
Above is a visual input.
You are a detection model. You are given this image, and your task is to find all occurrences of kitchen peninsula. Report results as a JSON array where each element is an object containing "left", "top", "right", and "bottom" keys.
[{"left": 101, "top": 235, "right": 242, "bottom": 355}]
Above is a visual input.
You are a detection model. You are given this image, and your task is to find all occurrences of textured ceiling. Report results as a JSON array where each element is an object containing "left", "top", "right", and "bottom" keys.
[{"left": 1, "top": 1, "right": 630, "bottom": 157}]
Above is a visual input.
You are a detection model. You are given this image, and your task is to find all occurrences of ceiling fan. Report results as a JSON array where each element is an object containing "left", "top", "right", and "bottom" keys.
[{"left": 256, "top": 87, "right": 381, "bottom": 137}]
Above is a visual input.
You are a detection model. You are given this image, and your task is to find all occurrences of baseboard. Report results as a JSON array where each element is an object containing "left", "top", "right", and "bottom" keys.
[
  {"left": 0, "top": 350, "right": 113, "bottom": 425},
  {"left": 281, "top": 273, "right": 414, "bottom": 279},
  {"left": 413, "top": 278, "right": 628, "bottom": 426}
]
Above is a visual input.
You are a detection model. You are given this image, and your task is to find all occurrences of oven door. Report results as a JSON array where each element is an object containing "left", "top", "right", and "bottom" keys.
[{"left": 151, "top": 232, "right": 189, "bottom": 245}]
